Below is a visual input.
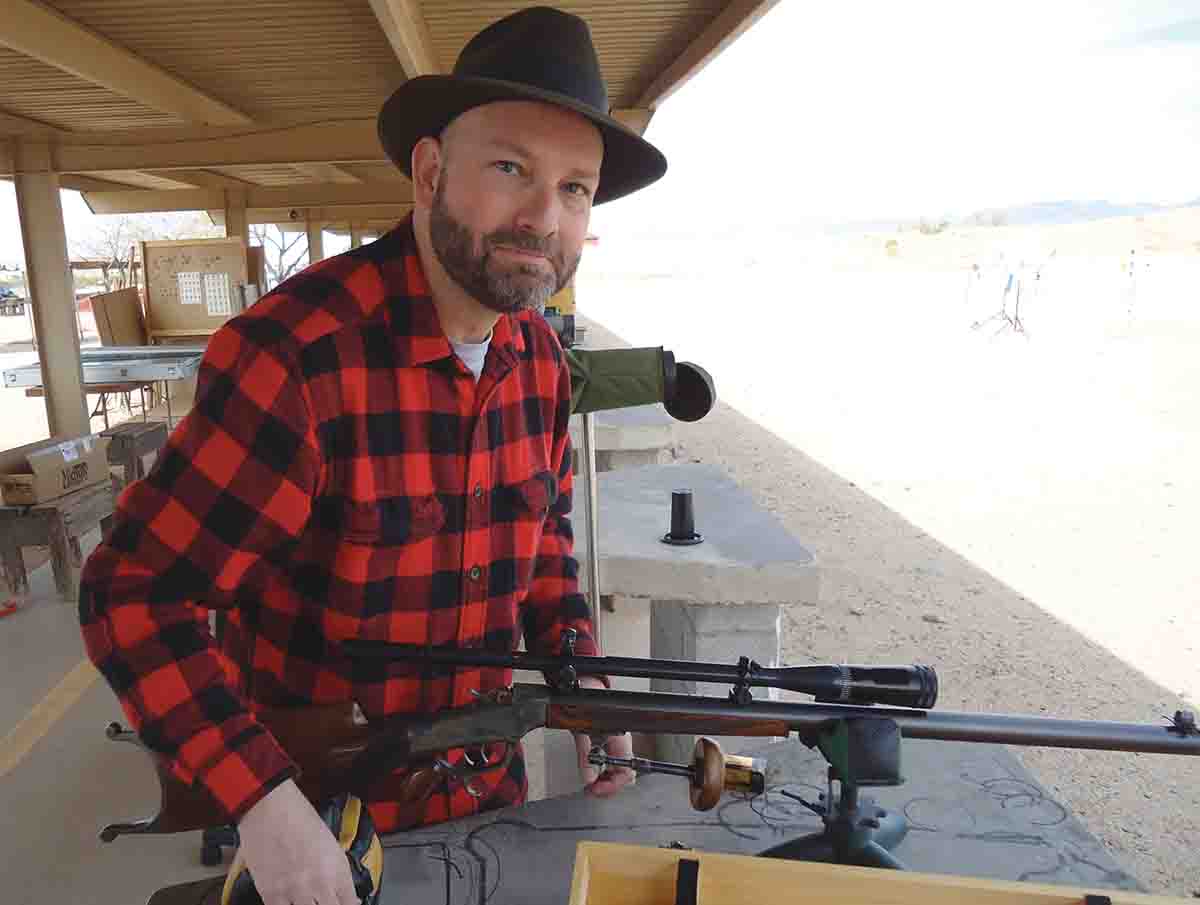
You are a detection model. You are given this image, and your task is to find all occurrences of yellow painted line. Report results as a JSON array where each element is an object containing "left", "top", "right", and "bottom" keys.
[{"left": 0, "top": 659, "right": 99, "bottom": 779}]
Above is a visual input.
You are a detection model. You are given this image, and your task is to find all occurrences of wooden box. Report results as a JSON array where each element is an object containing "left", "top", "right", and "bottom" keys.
[{"left": 567, "top": 842, "right": 1191, "bottom": 905}]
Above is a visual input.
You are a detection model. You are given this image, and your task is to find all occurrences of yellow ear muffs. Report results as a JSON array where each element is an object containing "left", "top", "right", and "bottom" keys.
[{"left": 220, "top": 793, "right": 383, "bottom": 905}]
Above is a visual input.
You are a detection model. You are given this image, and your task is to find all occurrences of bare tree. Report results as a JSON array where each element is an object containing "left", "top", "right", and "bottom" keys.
[
  {"left": 249, "top": 225, "right": 308, "bottom": 291},
  {"left": 69, "top": 212, "right": 221, "bottom": 292}
]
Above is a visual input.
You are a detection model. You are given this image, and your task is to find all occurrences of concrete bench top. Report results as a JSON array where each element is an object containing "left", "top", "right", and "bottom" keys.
[
  {"left": 569, "top": 403, "right": 675, "bottom": 452},
  {"left": 571, "top": 463, "right": 817, "bottom": 605}
]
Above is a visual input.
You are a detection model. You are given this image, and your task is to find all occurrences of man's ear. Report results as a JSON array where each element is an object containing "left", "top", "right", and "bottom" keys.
[{"left": 410, "top": 137, "right": 442, "bottom": 208}]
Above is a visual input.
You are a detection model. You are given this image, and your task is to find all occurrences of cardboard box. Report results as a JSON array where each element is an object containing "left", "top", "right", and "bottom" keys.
[
  {"left": 92, "top": 287, "right": 148, "bottom": 346},
  {"left": 0, "top": 434, "right": 112, "bottom": 506}
]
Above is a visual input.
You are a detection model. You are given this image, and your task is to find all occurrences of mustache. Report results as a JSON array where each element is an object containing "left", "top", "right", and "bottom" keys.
[{"left": 483, "top": 229, "right": 557, "bottom": 258}]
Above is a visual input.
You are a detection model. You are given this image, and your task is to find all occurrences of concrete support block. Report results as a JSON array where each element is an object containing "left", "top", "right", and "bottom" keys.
[
  {"left": 596, "top": 449, "right": 663, "bottom": 471},
  {"left": 650, "top": 599, "right": 783, "bottom": 764}
]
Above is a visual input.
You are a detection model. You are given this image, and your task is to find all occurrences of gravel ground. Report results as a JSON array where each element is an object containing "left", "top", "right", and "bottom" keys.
[{"left": 580, "top": 310, "right": 1200, "bottom": 897}]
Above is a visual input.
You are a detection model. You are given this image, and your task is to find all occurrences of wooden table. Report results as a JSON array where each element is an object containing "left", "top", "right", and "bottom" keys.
[
  {"left": 24, "top": 380, "right": 154, "bottom": 430},
  {"left": 0, "top": 480, "right": 116, "bottom": 600}
]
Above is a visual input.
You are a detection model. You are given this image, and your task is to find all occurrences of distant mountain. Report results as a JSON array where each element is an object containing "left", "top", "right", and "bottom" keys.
[{"left": 958, "top": 199, "right": 1181, "bottom": 228}]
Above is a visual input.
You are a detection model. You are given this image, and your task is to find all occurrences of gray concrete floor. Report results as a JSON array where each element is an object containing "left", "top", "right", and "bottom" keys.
[
  {"left": 1, "top": 528, "right": 223, "bottom": 905},
  {"left": 0, "top": 524, "right": 554, "bottom": 905}
]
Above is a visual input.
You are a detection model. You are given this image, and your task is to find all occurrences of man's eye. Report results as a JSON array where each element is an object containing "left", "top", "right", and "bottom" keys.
[
  {"left": 564, "top": 182, "right": 593, "bottom": 198},
  {"left": 494, "top": 161, "right": 520, "bottom": 175}
]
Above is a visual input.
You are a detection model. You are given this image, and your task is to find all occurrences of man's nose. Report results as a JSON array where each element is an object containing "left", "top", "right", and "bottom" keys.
[{"left": 514, "top": 181, "right": 560, "bottom": 238}]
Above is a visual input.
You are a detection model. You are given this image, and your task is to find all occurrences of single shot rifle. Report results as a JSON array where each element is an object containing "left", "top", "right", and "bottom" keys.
[{"left": 99, "top": 631, "right": 1198, "bottom": 869}]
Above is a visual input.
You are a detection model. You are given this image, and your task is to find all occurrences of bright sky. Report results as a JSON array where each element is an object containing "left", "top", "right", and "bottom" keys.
[
  {"left": 592, "top": 0, "right": 1200, "bottom": 235},
  {"left": 3, "top": 1, "right": 1199, "bottom": 263}
]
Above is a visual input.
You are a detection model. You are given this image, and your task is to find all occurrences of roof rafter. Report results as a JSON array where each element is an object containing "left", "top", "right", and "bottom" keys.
[
  {"left": 82, "top": 182, "right": 413, "bottom": 215},
  {"left": 294, "top": 163, "right": 363, "bottom": 184},
  {"left": 611, "top": 108, "right": 654, "bottom": 136},
  {"left": 209, "top": 203, "right": 413, "bottom": 227},
  {"left": 0, "top": 120, "right": 387, "bottom": 177},
  {"left": 636, "top": 0, "right": 780, "bottom": 110},
  {"left": 368, "top": 0, "right": 441, "bottom": 77},
  {"left": 157, "top": 169, "right": 257, "bottom": 190},
  {"left": 0, "top": 106, "right": 61, "bottom": 136},
  {"left": 0, "top": 0, "right": 253, "bottom": 126}
]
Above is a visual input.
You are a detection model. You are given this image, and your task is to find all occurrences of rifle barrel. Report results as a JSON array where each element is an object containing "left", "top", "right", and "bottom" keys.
[
  {"left": 341, "top": 642, "right": 937, "bottom": 708},
  {"left": 547, "top": 687, "right": 1200, "bottom": 757}
]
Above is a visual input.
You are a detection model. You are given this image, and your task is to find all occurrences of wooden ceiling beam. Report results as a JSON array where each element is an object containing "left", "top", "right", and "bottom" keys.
[
  {"left": 0, "top": 106, "right": 61, "bottom": 136},
  {"left": 368, "top": 0, "right": 440, "bottom": 77},
  {"left": 0, "top": 0, "right": 253, "bottom": 126},
  {"left": 294, "top": 163, "right": 363, "bottom": 184},
  {"left": 156, "top": 169, "right": 256, "bottom": 190},
  {"left": 1, "top": 120, "right": 387, "bottom": 176},
  {"left": 610, "top": 108, "right": 655, "bottom": 136},
  {"left": 84, "top": 182, "right": 413, "bottom": 215},
  {"left": 636, "top": 0, "right": 780, "bottom": 109},
  {"left": 57, "top": 174, "right": 151, "bottom": 193},
  {"left": 209, "top": 203, "right": 412, "bottom": 227}
]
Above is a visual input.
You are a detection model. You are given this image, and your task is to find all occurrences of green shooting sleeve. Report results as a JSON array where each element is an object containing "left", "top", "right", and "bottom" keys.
[{"left": 566, "top": 347, "right": 667, "bottom": 415}]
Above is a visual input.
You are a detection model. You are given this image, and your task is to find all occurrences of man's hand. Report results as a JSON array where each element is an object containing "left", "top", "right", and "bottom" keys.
[
  {"left": 573, "top": 676, "right": 636, "bottom": 796},
  {"left": 235, "top": 779, "right": 360, "bottom": 905}
]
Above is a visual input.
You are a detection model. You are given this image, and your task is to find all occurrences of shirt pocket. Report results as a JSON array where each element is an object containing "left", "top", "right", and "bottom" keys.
[
  {"left": 514, "top": 470, "right": 559, "bottom": 517},
  {"left": 342, "top": 494, "right": 445, "bottom": 546},
  {"left": 324, "top": 494, "right": 447, "bottom": 634}
]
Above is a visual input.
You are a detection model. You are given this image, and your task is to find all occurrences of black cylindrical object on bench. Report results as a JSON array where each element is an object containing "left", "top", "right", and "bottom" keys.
[{"left": 663, "top": 488, "right": 703, "bottom": 546}]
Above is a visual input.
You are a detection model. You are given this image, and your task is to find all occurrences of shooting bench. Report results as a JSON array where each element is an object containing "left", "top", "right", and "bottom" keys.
[
  {"left": 530, "top": 463, "right": 817, "bottom": 797},
  {"left": 146, "top": 737, "right": 1171, "bottom": 905}
]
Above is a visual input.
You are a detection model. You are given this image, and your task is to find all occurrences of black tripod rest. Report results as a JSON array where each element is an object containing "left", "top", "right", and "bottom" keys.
[{"left": 758, "top": 717, "right": 910, "bottom": 869}]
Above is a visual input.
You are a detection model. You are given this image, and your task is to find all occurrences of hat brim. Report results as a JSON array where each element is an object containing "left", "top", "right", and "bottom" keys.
[{"left": 378, "top": 76, "right": 667, "bottom": 205}]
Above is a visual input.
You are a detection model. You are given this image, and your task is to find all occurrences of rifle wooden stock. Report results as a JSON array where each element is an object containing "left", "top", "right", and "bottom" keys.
[{"left": 101, "top": 701, "right": 419, "bottom": 840}]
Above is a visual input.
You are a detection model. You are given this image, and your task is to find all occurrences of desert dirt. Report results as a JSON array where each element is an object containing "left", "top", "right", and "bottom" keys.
[{"left": 575, "top": 206, "right": 1200, "bottom": 895}]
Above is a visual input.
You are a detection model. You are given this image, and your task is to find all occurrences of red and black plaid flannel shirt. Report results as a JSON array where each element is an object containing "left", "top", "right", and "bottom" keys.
[{"left": 79, "top": 216, "right": 600, "bottom": 834}]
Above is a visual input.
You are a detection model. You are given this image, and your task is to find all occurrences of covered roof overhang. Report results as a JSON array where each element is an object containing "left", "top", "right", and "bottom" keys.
[{"left": 1, "top": 0, "right": 778, "bottom": 222}]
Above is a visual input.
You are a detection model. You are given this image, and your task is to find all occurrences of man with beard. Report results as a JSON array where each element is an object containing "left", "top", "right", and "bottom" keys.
[{"left": 78, "top": 8, "right": 669, "bottom": 904}]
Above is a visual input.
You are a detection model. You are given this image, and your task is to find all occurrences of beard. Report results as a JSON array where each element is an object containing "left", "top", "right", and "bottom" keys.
[{"left": 428, "top": 172, "right": 580, "bottom": 314}]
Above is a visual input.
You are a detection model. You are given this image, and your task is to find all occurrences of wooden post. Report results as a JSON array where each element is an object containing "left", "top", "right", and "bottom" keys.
[
  {"left": 306, "top": 214, "right": 324, "bottom": 263},
  {"left": 223, "top": 189, "right": 248, "bottom": 242},
  {"left": 350, "top": 224, "right": 363, "bottom": 249},
  {"left": 12, "top": 141, "right": 89, "bottom": 438}
]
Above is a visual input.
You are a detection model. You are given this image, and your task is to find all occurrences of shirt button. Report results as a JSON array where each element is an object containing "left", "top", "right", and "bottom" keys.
[
  {"left": 469, "top": 565, "right": 482, "bottom": 580},
  {"left": 473, "top": 484, "right": 484, "bottom": 500}
]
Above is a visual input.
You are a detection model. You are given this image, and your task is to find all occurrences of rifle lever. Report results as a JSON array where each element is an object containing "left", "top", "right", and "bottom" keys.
[{"left": 433, "top": 741, "right": 515, "bottom": 799}]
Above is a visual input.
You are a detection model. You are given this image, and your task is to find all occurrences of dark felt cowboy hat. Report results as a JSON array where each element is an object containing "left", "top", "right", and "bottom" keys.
[{"left": 377, "top": 6, "right": 667, "bottom": 204}]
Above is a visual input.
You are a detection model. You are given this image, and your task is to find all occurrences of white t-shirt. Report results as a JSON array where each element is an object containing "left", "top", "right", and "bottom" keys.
[{"left": 450, "top": 331, "right": 492, "bottom": 382}]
